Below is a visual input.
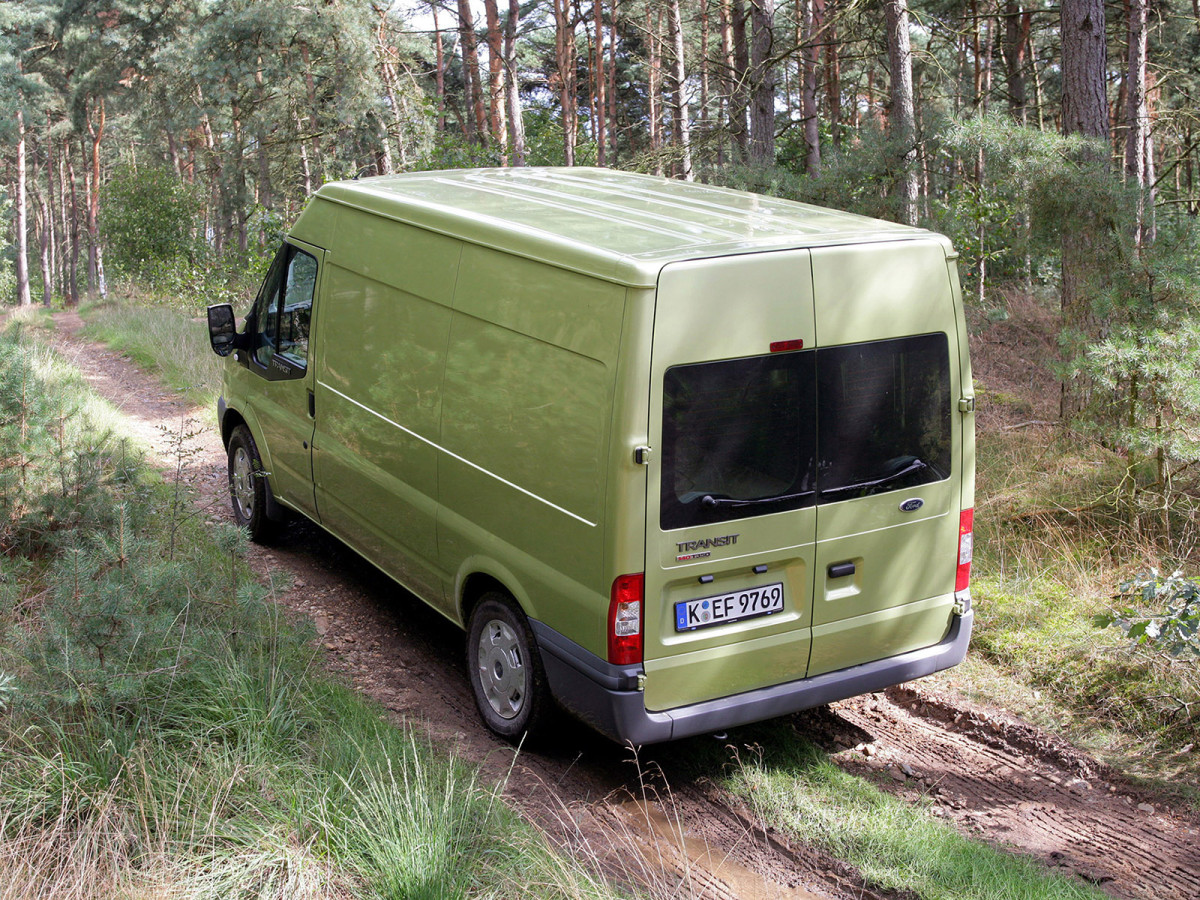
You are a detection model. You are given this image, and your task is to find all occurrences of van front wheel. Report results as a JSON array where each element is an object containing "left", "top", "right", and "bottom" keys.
[
  {"left": 467, "top": 594, "right": 549, "bottom": 741},
  {"left": 227, "top": 425, "right": 277, "bottom": 543}
]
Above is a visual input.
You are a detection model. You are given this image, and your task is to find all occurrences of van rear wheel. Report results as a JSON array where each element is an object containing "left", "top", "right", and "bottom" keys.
[
  {"left": 227, "top": 425, "right": 277, "bottom": 543},
  {"left": 467, "top": 593, "right": 549, "bottom": 742}
]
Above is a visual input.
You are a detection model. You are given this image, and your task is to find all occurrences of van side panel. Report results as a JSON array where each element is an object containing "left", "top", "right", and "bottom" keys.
[
  {"left": 311, "top": 210, "right": 460, "bottom": 608},
  {"left": 439, "top": 246, "right": 625, "bottom": 641},
  {"left": 806, "top": 241, "right": 963, "bottom": 677}
]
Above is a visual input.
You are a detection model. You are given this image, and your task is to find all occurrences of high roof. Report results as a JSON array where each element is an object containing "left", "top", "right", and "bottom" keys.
[{"left": 314, "top": 167, "right": 936, "bottom": 287}]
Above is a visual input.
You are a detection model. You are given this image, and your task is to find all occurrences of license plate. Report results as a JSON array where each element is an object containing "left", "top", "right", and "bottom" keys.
[{"left": 675, "top": 582, "right": 785, "bottom": 632}]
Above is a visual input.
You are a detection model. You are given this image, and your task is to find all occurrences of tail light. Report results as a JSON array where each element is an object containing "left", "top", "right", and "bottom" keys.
[
  {"left": 608, "top": 573, "right": 644, "bottom": 666},
  {"left": 955, "top": 508, "right": 974, "bottom": 597}
]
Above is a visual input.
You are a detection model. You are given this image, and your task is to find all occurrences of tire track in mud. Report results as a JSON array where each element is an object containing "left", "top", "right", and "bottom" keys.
[
  {"left": 43, "top": 312, "right": 1200, "bottom": 900},
  {"left": 822, "top": 688, "right": 1200, "bottom": 900}
]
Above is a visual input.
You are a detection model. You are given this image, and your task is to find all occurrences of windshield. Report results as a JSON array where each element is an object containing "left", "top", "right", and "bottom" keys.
[{"left": 660, "top": 333, "right": 952, "bottom": 531}]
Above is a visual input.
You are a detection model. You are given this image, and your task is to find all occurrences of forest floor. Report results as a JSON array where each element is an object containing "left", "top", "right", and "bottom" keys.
[{"left": 45, "top": 308, "right": 1200, "bottom": 900}]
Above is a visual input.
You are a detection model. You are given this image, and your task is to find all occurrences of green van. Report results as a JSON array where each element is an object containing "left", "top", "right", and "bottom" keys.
[{"left": 206, "top": 168, "right": 975, "bottom": 744}]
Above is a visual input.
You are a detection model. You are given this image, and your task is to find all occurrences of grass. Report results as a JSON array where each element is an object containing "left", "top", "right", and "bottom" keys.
[
  {"left": 0, "top": 324, "right": 635, "bottom": 900},
  {"left": 968, "top": 426, "right": 1200, "bottom": 792},
  {"left": 714, "top": 735, "right": 1109, "bottom": 900},
  {"left": 80, "top": 291, "right": 223, "bottom": 407}
]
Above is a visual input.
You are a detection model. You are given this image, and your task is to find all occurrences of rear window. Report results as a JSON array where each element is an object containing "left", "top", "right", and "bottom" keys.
[{"left": 660, "top": 333, "right": 951, "bottom": 531}]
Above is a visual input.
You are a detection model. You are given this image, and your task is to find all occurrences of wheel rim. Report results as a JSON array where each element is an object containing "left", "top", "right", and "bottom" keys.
[
  {"left": 231, "top": 446, "right": 255, "bottom": 521},
  {"left": 476, "top": 618, "right": 526, "bottom": 720}
]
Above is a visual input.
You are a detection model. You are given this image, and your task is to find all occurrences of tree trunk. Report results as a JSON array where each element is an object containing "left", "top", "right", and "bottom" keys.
[
  {"left": 15, "top": 107, "right": 31, "bottom": 306},
  {"left": 608, "top": 1, "right": 619, "bottom": 162},
  {"left": 298, "top": 42, "right": 326, "bottom": 180},
  {"left": 748, "top": 0, "right": 776, "bottom": 164},
  {"left": 647, "top": 7, "right": 662, "bottom": 172},
  {"left": 86, "top": 99, "right": 107, "bottom": 298},
  {"left": 39, "top": 186, "right": 52, "bottom": 307},
  {"left": 432, "top": 2, "right": 446, "bottom": 133},
  {"left": 1061, "top": 0, "right": 1109, "bottom": 145},
  {"left": 1003, "top": 3, "right": 1030, "bottom": 123},
  {"left": 729, "top": 0, "right": 749, "bottom": 160},
  {"left": 66, "top": 145, "right": 80, "bottom": 306},
  {"left": 1126, "top": 0, "right": 1149, "bottom": 248},
  {"left": 800, "top": 0, "right": 820, "bottom": 176},
  {"left": 884, "top": 0, "right": 919, "bottom": 226},
  {"left": 457, "top": 0, "right": 488, "bottom": 145},
  {"left": 700, "top": 1, "right": 711, "bottom": 146},
  {"left": 483, "top": 0, "right": 507, "bottom": 153},
  {"left": 821, "top": 0, "right": 841, "bottom": 148},
  {"left": 505, "top": 0, "right": 527, "bottom": 166},
  {"left": 554, "top": 0, "right": 577, "bottom": 165},
  {"left": 668, "top": 0, "right": 693, "bottom": 179},
  {"left": 593, "top": 0, "right": 607, "bottom": 166},
  {"left": 1059, "top": 0, "right": 1110, "bottom": 419}
]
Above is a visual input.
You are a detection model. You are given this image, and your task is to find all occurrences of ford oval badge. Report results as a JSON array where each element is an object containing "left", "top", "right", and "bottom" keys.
[{"left": 899, "top": 498, "right": 924, "bottom": 513}]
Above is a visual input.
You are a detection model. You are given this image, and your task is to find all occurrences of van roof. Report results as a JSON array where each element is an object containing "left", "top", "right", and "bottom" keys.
[{"left": 314, "top": 167, "right": 940, "bottom": 287}]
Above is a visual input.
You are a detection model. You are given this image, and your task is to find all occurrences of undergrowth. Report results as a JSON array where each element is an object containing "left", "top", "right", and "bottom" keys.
[
  {"left": 970, "top": 407, "right": 1200, "bottom": 791},
  {"left": 0, "top": 324, "right": 629, "bottom": 900}
]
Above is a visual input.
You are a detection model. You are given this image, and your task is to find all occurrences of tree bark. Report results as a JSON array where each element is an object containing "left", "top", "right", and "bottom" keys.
[
  {"left": 748, "top": 0, "right": 776, "bottom": 164},
  {"left": 1003, "top": 3, "right": 1030, "bottom": 123},
  {"left": 1059, "top": 0, "right": 1110, "bottom": 419},
  {"left": 700, "top": 2, "right": 711, "bottom": 146},
  {"left": 729, "top": 0, "right": 749, "bottom": 160},
  {"left": 1126, "top": 0, "right": 1149, "bottom": 248},
  {"left": 86, "top": 99, "right": 106, "bottom": 298},
  {"left": 608, "top": 1, "right": 619, "bottom": 162},
  {"left": 456, "top": 0, "right": 488, "bottom": 144},
  {"left": 66, "top": 145, "right": 80, "bottom": 306},
  {"left": 820, "top": 0, "right": 841, "bottom": 148},
  {"left": 593, "top": 0, "right": 607, "bottom": 166},
  {"left": 668, "top": 0, "right": 693, "bottom": 179},
  {"left": 431, "top": 2, "right": 446, "bottom": 133},
  {"left": 505, "top": 0, "right": 527, "bottom": 166},
  {"left": 15, "top": 107, "right": 31, "bottom": 306},
  {"left": 1061, "top": 0, "right": 1109, "bottom": 145},
  {"left": 38, "top": 186, "right": 52, "bottom": 307},
  {"left": 800, "top": 0, "right": 820, "bottom": 176},
  {"left": 483, "top": 0, "right": 507, "bottom": 152},
  {"left": 884, "top": 0, "right": 918, "bottom": 226},
  {"left": 554, "top": 0, "right": 577, "bottom": 164},
  {"left": 647, "top": 7, "right": 662, "bottom": 172}
]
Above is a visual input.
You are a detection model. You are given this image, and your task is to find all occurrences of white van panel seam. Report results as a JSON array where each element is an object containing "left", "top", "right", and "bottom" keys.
[{"left": 318, "top": 382, "right": 597, "bottom": 528}]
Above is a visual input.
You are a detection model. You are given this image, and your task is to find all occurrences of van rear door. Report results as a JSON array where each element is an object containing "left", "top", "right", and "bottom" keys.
[
  {"left": 641, "top": 251, "right": 818, "bottom": 713},
  {"left": 806, "top": 241, "right": 963, "bottom": 676}
]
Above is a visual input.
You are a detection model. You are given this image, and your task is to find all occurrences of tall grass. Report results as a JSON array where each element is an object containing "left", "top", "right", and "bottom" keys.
[
  {"left": 0, "top": 325, "right": 632, "bottom": 900},
  {"left": 970, "top": 428, "right": 1200, "bottom": 789}
]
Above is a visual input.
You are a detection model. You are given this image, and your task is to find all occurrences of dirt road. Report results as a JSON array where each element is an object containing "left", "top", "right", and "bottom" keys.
[{"left": 47, "top": 311, "right": 1200, "bottom": 900}]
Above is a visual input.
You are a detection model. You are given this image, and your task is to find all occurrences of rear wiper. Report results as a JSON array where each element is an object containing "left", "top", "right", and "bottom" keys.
[
  {"left": 702, "top": 489, "right": 816, "bottom": 509},
  {"left": 819, "top": 457, "right": 931, "bottom": 498}
]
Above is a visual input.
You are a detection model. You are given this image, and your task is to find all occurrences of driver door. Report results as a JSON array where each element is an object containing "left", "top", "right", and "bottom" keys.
[{"left": 242, "top": 239, "right": 324, "bottom": 519}]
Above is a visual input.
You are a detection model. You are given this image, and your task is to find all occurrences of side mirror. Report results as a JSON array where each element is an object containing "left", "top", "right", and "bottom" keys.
[{"left": 207, "top": 304, "right": 239, "bottom": 357}]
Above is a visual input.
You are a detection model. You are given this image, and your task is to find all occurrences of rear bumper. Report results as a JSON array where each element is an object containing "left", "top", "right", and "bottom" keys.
[{"left": 532, "top": 610, "right": 973, "bottom": 745}]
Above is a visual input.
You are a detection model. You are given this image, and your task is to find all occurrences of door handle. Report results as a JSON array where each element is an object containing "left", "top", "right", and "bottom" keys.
[
  {"left": 307, "top": 390, "right": 315, "bottom": 418},
  {"left": 828, "top": 561, "right": 856, "bottom": 579}
]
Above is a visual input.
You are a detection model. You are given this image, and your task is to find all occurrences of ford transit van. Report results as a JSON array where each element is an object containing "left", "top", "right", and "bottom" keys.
[{"left": 207, "top": 168, "right": 975, "bottom": 744}]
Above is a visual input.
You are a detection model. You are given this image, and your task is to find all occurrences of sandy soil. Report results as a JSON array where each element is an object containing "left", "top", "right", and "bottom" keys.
[{"left": 43, "top": 310, "right": 1200, "bottom": 900}]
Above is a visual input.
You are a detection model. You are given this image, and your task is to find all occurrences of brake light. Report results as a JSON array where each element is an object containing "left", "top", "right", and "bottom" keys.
[
  {"left": 955, "top": 508, "right": 974, "bottom": 594},
  {"left": 608, "top": 573, "right": 644, "bottom": 666}
]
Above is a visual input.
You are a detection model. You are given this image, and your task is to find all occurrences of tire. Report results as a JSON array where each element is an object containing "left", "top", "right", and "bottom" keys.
[
  {"left": 467, "top": 593, "right": 550, "bottom": 742},
  {"left": 227, "top": 425, "right": 278, "bottom": 543}
]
